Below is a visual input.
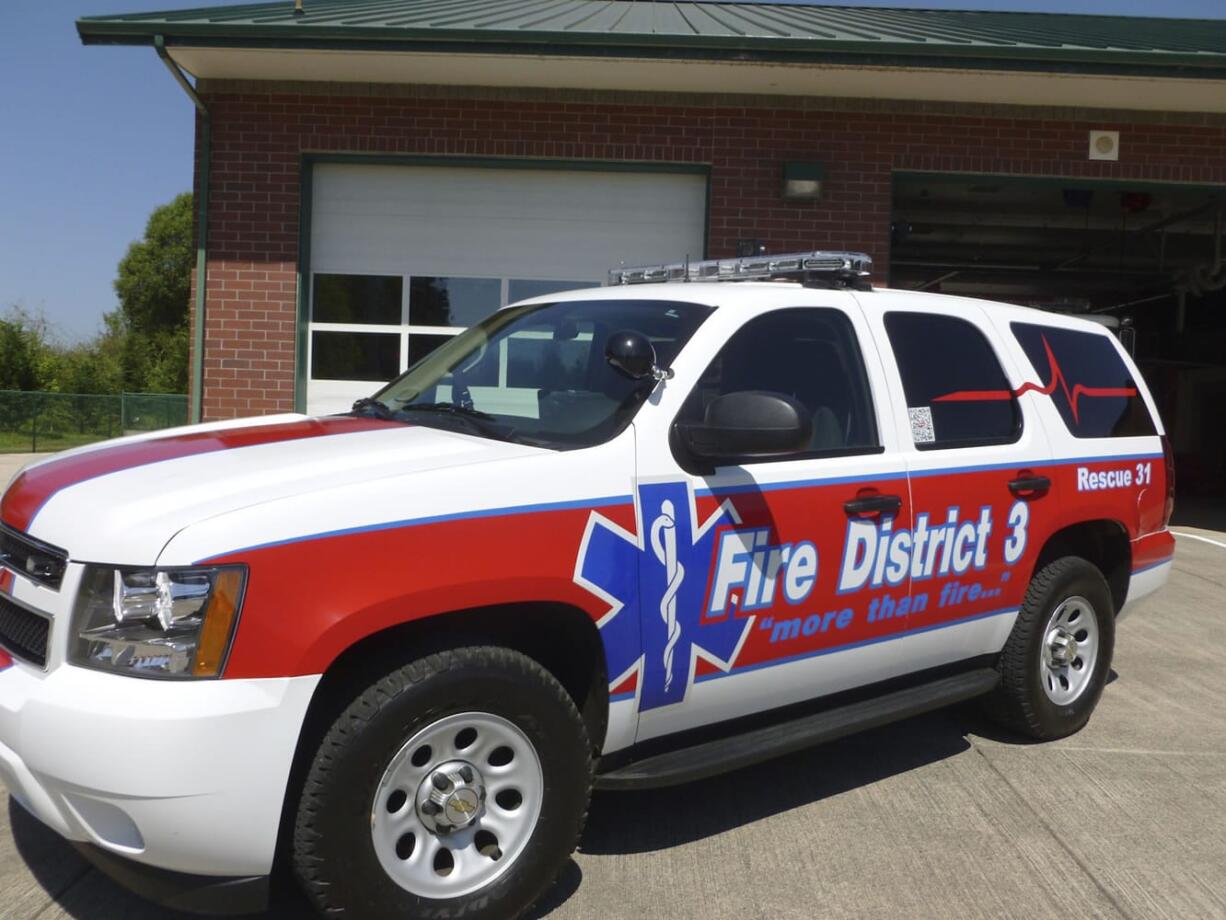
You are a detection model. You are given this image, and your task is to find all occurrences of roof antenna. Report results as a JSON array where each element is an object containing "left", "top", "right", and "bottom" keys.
[{"left": 293, "top": 0, "right": 304, "bottom": 16}]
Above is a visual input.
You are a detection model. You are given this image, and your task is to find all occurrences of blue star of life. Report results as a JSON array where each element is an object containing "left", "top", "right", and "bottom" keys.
[{"left": 576, "top": 481, "right": 753, "bottom": 712}]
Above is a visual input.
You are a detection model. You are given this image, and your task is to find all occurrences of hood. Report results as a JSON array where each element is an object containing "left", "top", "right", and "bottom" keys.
[{"left": 0, "top": 414, "right": 543, "bottom": 565}]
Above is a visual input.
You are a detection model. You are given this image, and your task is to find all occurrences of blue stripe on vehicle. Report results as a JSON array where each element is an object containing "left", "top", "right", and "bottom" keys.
[
  {"left": 1131, "top": 557, "right": 1174, "bottom": 576},
  {"left": 199, "top": 494, "right": 634, "bottom": 562},
  {"left": 694, "top": 452, "right": 1163, "bottom": 498},
  {"left": 693, "top": 605, "right": 1019, "bottom": 684}
]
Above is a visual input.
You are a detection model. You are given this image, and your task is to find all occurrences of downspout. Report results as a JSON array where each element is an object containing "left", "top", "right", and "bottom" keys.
[{"left": 154, "top": 35, "right": 209, "bottom": 424}]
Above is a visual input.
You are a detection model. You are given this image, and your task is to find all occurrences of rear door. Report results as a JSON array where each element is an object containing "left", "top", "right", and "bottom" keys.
[
  {"left": 626, "top": 296, "right": 916, "bottom": 743},
  {"left": 863, "top": 295, "right": 1054, "bottom": 667},
  {"left": 987, "top": 316, "right": 1173, "bottom": 585}
]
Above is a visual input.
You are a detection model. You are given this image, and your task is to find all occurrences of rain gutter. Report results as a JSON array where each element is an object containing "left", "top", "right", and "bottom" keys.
[{"left": 155, "top": 34, "right": 209, "bottom": 424}]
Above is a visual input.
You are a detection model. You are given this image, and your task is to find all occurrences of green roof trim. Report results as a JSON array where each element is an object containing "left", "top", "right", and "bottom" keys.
[{"left": 77, "top": 1, "right": 1226, "bottom": 77}]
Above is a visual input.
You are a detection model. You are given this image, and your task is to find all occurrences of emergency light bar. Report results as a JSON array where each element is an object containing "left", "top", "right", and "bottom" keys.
[{"left": 608, "top": 250, "right": 873, "bottom": 288}]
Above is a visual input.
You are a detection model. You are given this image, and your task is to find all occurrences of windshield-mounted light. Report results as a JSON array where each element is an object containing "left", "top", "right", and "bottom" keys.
[{"left": 71, "top": 565, "right": 246, "bottom": 679}]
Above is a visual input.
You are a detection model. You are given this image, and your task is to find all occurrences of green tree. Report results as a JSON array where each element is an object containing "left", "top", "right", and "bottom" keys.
[
  {"left": 51, "top": 323, "right": 125, "bottom": 396},
  {"left": 0, "top": 306, "right": 53, "bottom": 391},
  {"left": 111, "top": 192, "right": 193, "bottom": 393}
]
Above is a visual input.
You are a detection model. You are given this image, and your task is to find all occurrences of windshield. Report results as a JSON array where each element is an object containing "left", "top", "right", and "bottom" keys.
[{"left": 368, "top": 298, "right": 712, "bottom": 449}]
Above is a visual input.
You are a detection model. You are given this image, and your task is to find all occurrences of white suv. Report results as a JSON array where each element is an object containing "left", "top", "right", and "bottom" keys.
[{"left": 0, "top": 252, "right": 1174, "bottom": 918}]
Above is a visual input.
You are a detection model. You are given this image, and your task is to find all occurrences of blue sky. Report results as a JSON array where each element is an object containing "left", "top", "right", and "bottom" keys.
[{"left": 3, "top": 0, "right": 1226, "bottom": 342}]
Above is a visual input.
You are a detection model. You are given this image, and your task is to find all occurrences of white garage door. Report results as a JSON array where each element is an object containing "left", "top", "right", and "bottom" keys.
[{"left": 306, "top": 162, "right": 708, "bottom": 415}]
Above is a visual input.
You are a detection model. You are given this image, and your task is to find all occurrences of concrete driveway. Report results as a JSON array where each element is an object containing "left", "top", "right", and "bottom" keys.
[{"left": 1, "top": 449, "right": 1223, "bottom": 918}]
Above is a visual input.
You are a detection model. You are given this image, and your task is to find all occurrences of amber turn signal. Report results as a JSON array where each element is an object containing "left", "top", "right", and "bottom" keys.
[{"left": 192, "top": 568, "right": 245, "bottom": 677}]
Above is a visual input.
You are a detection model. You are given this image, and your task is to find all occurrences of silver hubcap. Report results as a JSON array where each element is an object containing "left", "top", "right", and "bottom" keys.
[
  {"left": 1040, "top": 595, "right": 1099, "bottom": 705},
  {"left": 370, "top": 712, "right": 544, "bottom": 899}
]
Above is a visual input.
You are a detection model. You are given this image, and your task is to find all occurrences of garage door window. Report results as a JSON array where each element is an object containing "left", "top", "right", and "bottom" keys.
[
  {"left": 410, "top": 277, "right": 502, "bottom": 328},
  {"left": 508, "top": 279, "right": 598, "bottom": 302},
  {"left": 311, "top": 331, "right": 400, "bottom": 382},
  {"left": 312, "top": 274, "right": 402, "bottom": 325},
  {"left": 310, "top": 274, "right": 604, "bottom": 391}
]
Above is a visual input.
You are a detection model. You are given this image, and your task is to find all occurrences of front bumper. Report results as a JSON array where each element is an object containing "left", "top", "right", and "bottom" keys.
[{"left": 0, "top": 654, "right": 319, "bottom": 879}]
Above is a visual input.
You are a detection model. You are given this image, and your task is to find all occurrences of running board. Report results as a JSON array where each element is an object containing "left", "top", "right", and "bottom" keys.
[{"left": 594, "top": 668, "right": 999, "bottom": 791}]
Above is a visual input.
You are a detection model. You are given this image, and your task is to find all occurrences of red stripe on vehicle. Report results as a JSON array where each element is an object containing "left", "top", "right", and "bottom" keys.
[
  {"left": 0, "top": 567, "right": 12, "bottom": 595},
  {"left": 0, "top": 417, "right": 398, "bottom": 533},
  {"left": 0, "top": 647, "right": 12, "bottom": 671}
]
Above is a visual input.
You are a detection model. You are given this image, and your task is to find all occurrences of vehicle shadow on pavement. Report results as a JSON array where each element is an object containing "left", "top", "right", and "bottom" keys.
[
  {"left": 9, "top": 704, "right": 1028, "bottom": 919},
  {"left": 576, "top": 706, "right": 977, "bottom": 859}
]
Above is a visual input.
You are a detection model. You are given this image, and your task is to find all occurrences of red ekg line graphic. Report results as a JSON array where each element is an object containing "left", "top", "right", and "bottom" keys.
[{"left": 933, "top": 335, "right": 1136, "bottom": 423}]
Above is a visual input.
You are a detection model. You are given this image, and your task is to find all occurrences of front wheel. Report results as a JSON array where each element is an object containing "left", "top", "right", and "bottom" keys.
[
  {"left": 293, "top": 645, "right": 592, "bottom": 919},
  {"left": 984, "top": 556, "right": 1116, "bottom": 740}
]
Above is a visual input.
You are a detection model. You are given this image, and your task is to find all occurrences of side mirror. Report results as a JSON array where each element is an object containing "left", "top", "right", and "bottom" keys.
[
  {"left": 677, "top": 391, "right": 812, "bottom": 464},
  {"left": 606, "top": 330, "right": 666, "bottom": 381}
]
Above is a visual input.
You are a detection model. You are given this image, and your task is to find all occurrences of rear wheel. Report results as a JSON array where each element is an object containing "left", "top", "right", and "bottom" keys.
[
  {"left": 985, "top": 556, "right": 1116, "bottom": 740},
  {"left": 293, "top": 645, "right": 592, "bottom": 919}
]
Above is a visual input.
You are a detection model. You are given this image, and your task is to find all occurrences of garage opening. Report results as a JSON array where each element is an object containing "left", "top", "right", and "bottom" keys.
[{"left": 891, "top": 173, "right": 1226, "bottom": 527}]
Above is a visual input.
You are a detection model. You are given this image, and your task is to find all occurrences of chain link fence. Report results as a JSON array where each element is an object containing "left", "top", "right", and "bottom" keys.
[{"left": 0, "top": 391, "right": 189, "bottom": 453}]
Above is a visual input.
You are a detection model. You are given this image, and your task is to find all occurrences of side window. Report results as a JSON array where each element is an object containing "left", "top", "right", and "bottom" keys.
[
  {"left": 1011, "top": 322, "right": 1156, "bottom": 438},
  {"left": 677, "top": 308, "right": 880, "bottom": 456},
  {"left": 884, "top": 312, "right": 1021, "bottom": 450}
]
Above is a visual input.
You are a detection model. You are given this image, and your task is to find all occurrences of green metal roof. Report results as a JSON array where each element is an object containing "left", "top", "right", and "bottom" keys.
[{"left": 77, "top": 1, "right": 1226, "bottom": 76}]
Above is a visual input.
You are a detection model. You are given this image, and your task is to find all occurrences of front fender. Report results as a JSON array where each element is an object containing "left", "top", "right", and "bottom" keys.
[{"left": 207, "top": 501, "right": 637, "bottom": 679}]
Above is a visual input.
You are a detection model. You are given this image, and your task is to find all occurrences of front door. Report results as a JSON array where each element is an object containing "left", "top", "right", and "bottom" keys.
[{"left": 626, "top": 299, "right": 916, "bottom": 743}]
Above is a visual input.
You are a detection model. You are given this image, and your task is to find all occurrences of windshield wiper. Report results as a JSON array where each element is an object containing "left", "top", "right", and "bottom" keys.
[
  {"left": 350, "top": 397, "right": 396, "bottom": 420},
  {"left": 399, "top": 402, "right": 497, "bottom": 421}
]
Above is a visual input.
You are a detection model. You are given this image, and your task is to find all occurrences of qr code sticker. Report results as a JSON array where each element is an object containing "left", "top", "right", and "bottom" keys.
[{"left": 909, "top": 406, "right": 935, "bottom": 443}]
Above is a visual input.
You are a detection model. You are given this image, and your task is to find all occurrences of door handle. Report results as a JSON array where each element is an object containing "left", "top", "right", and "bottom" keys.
[
  {"left": 1008, "top": 475, "right": 1051, "bottom": 498},
  {"left": 844, "top": 494, "right": 903, "bottom": 518}
]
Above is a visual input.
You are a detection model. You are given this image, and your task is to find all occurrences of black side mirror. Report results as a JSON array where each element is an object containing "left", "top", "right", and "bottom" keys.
[
  {"left": 606, "top": 330, "right": 666, "bottom": 381},
  {"left": 677, "top": 391, "right": 812, "bottom": 464}
]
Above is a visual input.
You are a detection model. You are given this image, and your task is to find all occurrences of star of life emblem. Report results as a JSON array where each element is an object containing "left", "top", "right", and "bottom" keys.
[{"left": 575, "top": 481, "right": 755, "bottom": 712}]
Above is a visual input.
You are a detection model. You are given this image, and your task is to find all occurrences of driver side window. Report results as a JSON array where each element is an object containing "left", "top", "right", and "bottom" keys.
[{"left": 677, "top": 307, "right": 881, "bottom": 457}]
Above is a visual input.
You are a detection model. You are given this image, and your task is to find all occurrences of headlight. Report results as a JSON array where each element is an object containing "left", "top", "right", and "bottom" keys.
[{"left": 70, "top": 565, "right": 246, "bottom": 679}]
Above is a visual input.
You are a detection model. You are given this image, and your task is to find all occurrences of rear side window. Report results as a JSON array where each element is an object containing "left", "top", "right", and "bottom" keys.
[
  {"left": 884, "top": 312, "right": 1021, "bottom": 450},
  {"left": 1010, "top": 322, "right": 1156, "bottom": 438}
]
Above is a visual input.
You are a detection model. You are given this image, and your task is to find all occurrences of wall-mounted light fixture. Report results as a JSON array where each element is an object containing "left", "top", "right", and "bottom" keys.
[{"left": 782, "top": 161, "right": 825, "bottom": 201}]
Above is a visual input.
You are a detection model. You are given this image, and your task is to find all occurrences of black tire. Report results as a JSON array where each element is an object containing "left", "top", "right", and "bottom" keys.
[
  {"left": 984, "top": 556, "right": 1116, "bottom": 740},
  {"left": 293, "top": 645, "right": 592, "bottom": 920}
]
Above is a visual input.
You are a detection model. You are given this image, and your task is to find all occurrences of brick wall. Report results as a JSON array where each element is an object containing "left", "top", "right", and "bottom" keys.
[{"left": 194, "top": 83, "right": 1226, "bottom": 420}]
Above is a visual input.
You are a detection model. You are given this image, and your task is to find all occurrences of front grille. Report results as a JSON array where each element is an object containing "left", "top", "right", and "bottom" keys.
[
  {"left": 0, "top": 524, "right": 68, "bottom": 590},
  {"left": 0, "top": 594, "right": 50, "bottom": 668}
]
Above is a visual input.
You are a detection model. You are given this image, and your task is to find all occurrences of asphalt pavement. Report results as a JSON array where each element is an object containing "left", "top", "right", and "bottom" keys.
[{"left": 2, "top": 449, "right": 1224, "bottom": 920}]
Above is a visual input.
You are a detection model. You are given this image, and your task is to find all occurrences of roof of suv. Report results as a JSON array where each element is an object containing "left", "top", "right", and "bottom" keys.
[{"left": 524, "top": 281, "right": 1119, "bottom": 338}]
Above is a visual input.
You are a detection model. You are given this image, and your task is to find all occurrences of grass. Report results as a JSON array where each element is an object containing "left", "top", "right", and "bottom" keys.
[{"left": 0, "top": 430, "right": 116, "bottom": 453}]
